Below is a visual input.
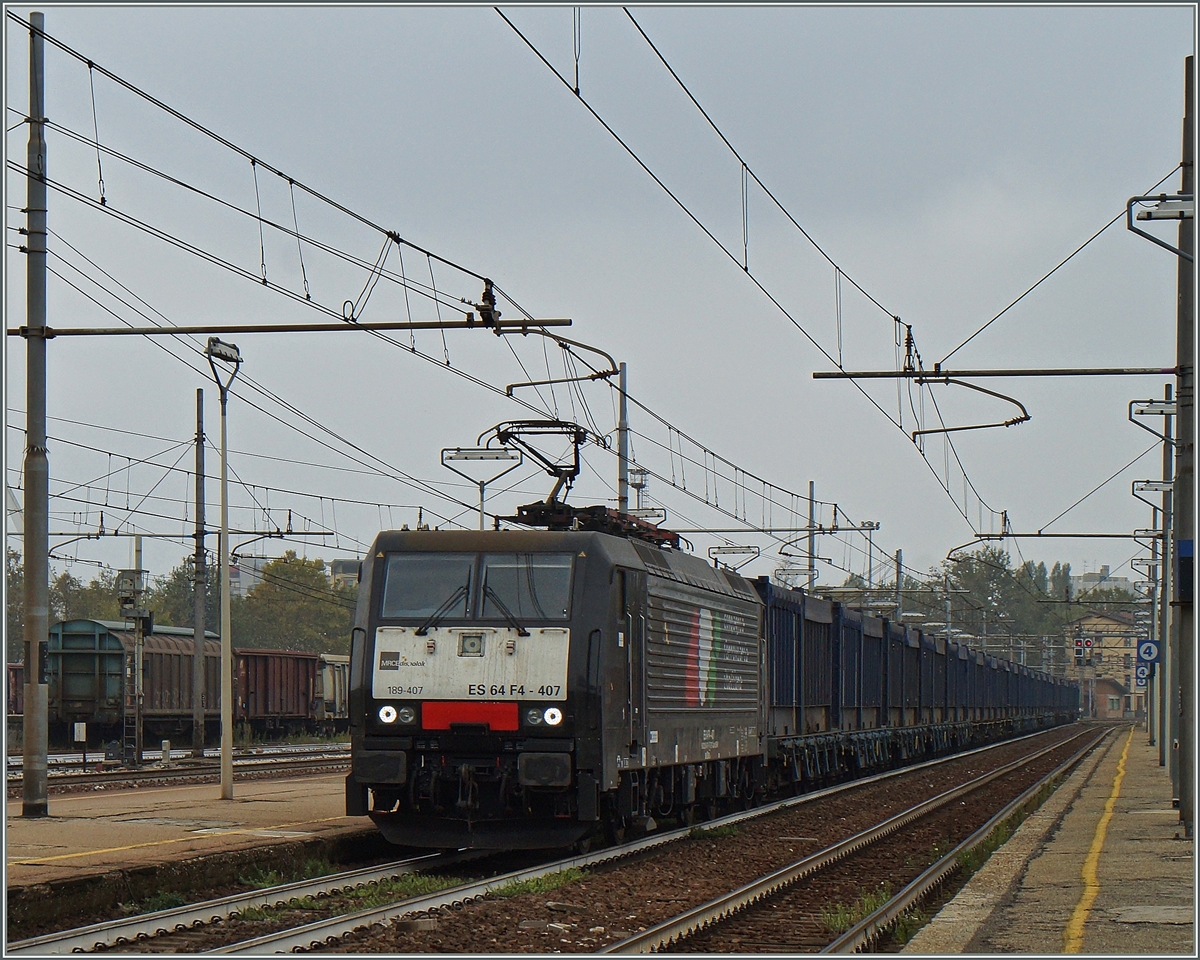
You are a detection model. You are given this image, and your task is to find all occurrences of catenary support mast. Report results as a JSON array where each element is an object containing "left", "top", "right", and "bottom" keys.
[{"left": 22, "top": 9, "right": 49, "bottom": 819}]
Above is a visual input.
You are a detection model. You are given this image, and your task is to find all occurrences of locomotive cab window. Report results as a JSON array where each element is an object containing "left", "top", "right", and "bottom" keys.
[
  {"left": 380, "top": 553, "right": 474, "bottom": 619},
  {"left": 480, "top": 553, "right": 573, "bottom": 621}
]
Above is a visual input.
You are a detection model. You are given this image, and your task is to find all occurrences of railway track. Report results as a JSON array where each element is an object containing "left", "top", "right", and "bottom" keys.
[
  {"left": 6, "top": 745, "right": 350, "bottom": 793},
  {"left": 601, "top": 725, "right": 1107, "bottom": 953},
  {"left": 8, "top": 724, "right": 1098, "bottom": 954},
  {"left": 5, "top": 850, "right": 468, "bottom": 956}
]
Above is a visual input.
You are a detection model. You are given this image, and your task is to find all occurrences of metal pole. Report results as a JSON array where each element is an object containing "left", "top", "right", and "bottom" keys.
[
  {"left": 808, "top": 481, "right": 816, "bottom": 590},
  {"left": 867, "top": 526, "right": 874, "bottom": 589},
  {"left": 22, "top": 10, "right": 49, "bottom": 819},
  {"left": 478, "top": 481, "right": 486, "bottom": 531},
  {"left": 1174, "top": 54, "right": 1193, "bottom": 838},
  {"left": 944, "top": 572, "right": 951, "bottom": 640},
  {"left": 1150, "top": 506, "right": 1159, "bottom": 746},
  {"left": 1162, "top": 383, "right": 1174, "bottom": 768},
  {"left": 894, "top": 549, "right": 903, "bottom": 617},
  {"left": 134, "top": 535, "right": 143, "bottom": 766},
  {"left": 219, "top": 385, "right": 233, "bottom": 799},
  {"left": 193, "top": 388, "right": 206, "bottom": 758},
  {"left": 618, "top": 362, "right": 629, "bottom": 515}
]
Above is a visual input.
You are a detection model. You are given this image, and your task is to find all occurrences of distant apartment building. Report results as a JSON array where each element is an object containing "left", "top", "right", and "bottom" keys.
[
  {"left": 328, "top": 558, "right": 362, "bottom": 590},
  {"left": 1067, "top": 610, "right": 1145, "bottom": 718},
  {"left": 1069, "top": 564, "right": 1133, "bottom": 599},
  {"left": 229, "top": 556, "right": 271, "bottom": 597},
  {"left": 230, "top": 555, "right": 358, "bottom": 596}
]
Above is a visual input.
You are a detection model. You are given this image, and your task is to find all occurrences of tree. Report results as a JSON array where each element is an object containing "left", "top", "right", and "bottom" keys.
[
  {"left": 232, "top": 551, "right": 356, "bottom": 654},
  {"left": 147, "top": 559, "right": 220, "bottom": 630},
  {"left": 52, "top": 567, "right": 120, "bottom": 622}
]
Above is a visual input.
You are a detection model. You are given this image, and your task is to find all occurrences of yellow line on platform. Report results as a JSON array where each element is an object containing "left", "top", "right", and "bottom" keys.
[
  {"left": 6, "top": 816, "right": 350, "bottom": 865},
  {"left": 1062, "top": 726, "right": 1133, "bottom": 953}
]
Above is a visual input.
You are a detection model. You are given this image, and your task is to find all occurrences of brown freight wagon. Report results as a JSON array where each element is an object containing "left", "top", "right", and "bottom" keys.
[
  {"left": 46, "top": 619, "right": 344, "bottom": 743},
  {"left": 7, "top": 662, "right": 23, "bottom": 718},
  {"left": 234, "top": 648, "right": 319, "bottom": 734}
]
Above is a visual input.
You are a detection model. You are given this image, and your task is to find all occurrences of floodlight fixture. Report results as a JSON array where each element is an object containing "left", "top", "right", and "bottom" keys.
[
  {"left": 441, "top": 446, "right": 524, "bottom": 530},
  {"left": 443, "top": 447, "right": 521, "bottom": 462},
  {"left": 707, "top": 544, "right": 760, "bottom": 572},
  {"left": 1134, "top": 480, "right": 1174, "bottom": 493},
  {"left": 205, "top": 337, "right": 241, "bottom": 364},
  {"left": 1133, "top": 401, "right": 1177, "bottom": 417},
  {"left": 1136, "top": 198, "right": 1194, "bottom": 220}
]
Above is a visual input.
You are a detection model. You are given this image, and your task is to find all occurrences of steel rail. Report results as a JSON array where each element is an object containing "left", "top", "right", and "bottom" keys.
[
  {"left": 4, "top": 851, "right": 463, "bottom": 956},
  {"left": 821, "top": 726, "right": 1112, "bottom": 953},
  {"left": 6, "top": 756, "right": 349, "bottom": 791},
  {"left": 202, "top": 726, "right": 1079, "bottom": 955},
  {"left": 3, "top": 726, "right": 1072, "bottom": 955},
  {"left": 599, "top": 728, "right": 1098, "bottom": 954},
  {"left": 5, "top": 743, "right": 350, "bottom": 770}
]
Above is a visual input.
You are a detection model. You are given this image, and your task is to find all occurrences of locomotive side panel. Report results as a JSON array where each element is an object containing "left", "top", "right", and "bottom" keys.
[{"left": 640, "top": 576, "right": 761, "bottom": 767}]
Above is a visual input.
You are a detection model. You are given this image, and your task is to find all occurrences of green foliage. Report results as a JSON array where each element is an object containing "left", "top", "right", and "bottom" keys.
[
  {"left": 490, "top": 867, "right": 588, "bottom": 898},
  {"left": 689, "top": 824, "right": 740, "bottom": 840},
  {"left": 124, "top": 890, "right": 188, "bottom": 915},
  {"left": 820, "top": 882, "right": 893, "bottom": 933},
  {"left": 52, "top": 566, "right": 121, "bottom": 622},
  {"left": 232, "top": 870, "right": 461, "bottom": 922},
  {"left": 4, "top": 548, "right": 355, "bottom": 658},
  {"left": 891, "top": 906, "right": 930, "bottom": 944},
  {"left": 230, "top": 551, "right": 356, "bottom": 653},
  {"left": 840, "top": 547, "right": 1141, "bottom": 672},
  {"left": 148, "top": 559, "right": 220, "bottom": 629}
]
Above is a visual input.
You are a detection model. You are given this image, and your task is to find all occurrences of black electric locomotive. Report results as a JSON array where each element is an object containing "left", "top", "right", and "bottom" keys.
[
  {"left": 347, "top": 527, "right": 763, "bottom": 848},
  {"left": 347, "top": 513, "right": 1078, "bottom": 850}
]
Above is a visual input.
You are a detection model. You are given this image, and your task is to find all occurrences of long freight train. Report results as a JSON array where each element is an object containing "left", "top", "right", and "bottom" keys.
[
  {"left": 346, "top": 526, "right": 1079, "bottom": 850},
  {"left": 7, "top": 620, "right": 349, "bottom": 743}
]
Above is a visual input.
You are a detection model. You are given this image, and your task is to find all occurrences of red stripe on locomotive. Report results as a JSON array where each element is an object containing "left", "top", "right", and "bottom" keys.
[{"left": 421, "top": 701, "right": 519, "bottom": 731}]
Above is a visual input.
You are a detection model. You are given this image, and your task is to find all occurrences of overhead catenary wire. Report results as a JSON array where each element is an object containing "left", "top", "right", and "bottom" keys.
[
  {"left": 495, "top": 9, "right": 1019, "bottom": 537},
  {"left": 10, "top": 16, "right": 1146, "bottom": 601},
  {"left": 620, "top": 6, "right": 896, "bottom": 320},
  {"left": 5, "top": 11, "right": 493, "bottom": 285},
  {"left": 12, "top": 24, "right": 918, "bottom": 573},
  {"left": 1035, "top": 442, "right": 1159, "bottom": 534},
  {"left": 939, "top": 164, "right": 1182, "bottom": 365},
  {"left": 28, "top": 229, "right": 547, "bottom": 516},
  {"left": 503, "top": 10, "right": 1182, "bottom": 554},
  {"left": 19, "top": 112, "right": 474, "bottom": 313}
]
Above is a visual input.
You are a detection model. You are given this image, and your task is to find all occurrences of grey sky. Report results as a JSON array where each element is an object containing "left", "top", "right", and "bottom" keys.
[{"left": 4, "top": 5, "right": 1195, "bottom": 598}]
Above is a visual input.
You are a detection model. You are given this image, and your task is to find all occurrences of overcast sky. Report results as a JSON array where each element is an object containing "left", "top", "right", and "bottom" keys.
[{"left": 4, "top": 5, "right": 1195, "bottom": 604}]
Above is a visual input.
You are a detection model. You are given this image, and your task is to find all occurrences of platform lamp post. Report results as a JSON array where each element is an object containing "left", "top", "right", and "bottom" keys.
[
  {"left": 206, "top": 337, "right": 241, "bottom": 800},
  {"left": 441, "top": 447, "right": 523, "bottom": 530}
]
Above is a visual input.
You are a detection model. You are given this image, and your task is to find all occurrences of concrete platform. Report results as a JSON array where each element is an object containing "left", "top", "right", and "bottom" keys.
[
  {"left": 4, "top": 772, "right": 368, "bottom": 890},
  {"left": 906, "top": 723, "right": 1194, "bottom": 955}
]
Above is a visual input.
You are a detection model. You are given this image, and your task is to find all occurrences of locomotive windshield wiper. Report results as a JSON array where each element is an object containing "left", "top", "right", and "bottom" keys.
[
  {"left": 414, "top": 583, "right": 469, "bottom": 636},
  {"left": 483, "top": 583, "right": 530, "bottom": 637}
]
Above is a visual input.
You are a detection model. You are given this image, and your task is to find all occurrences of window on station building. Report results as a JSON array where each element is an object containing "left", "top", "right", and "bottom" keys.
[{"left": 1108, "top": 696, "right": 1121, "bottom": 712}]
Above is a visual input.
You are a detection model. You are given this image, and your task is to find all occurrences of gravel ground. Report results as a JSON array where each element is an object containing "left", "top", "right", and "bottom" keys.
[
  {"left": 30, "top": 725, "right": 1090, "bottom": 954},
  {"left": 313, "top": 727, "right": 1089, "bottom": 954}
]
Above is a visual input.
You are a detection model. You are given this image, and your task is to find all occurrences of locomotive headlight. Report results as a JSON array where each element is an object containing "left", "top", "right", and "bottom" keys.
[
  {"left": 397, "top": 706, "right": 416, "bottom": 724},
  {"left": 526, "top": 708, "right": 543, "bottom": 725},
  {"left": 378, "top": 705, "right": 398, "bottom": 724},
  {"left": 543, "top": 707, "right": 563, "bottom": 726}
]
